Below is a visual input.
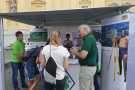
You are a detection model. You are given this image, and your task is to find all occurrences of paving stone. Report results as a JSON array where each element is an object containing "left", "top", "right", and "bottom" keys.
[{"left": 4, "top": 50, "right": 100, "bottom": 90}]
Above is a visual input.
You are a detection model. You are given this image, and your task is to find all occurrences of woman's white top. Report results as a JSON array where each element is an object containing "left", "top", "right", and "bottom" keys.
[{"left": 42, "top": 45, "right": 70, "bottom": 80}]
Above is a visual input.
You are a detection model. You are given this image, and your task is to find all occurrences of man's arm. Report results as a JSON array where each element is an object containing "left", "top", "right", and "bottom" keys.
[
  {"left": 71, "top": 37, "right": 92, "bottom": 59},
  {"left": 75, "top": 50, "right": 88, "bottom": 59},
  {"left": 39, "top": 49, "right": 46, "bottom": 67},
  {"left": 36, "top": 48, "right": 42, "bottom": 64},
  {"left": 16, "top": 53, "right": 25, "bottom": 66},
  {"left": 23, "top": 49, "right": 25, "bottom": 54},
  {"left": 70, "top": 47, "right": 88, "bottom": 59},
  {"left": 36, "top": 57, "right": 40, "bottom": 64}
]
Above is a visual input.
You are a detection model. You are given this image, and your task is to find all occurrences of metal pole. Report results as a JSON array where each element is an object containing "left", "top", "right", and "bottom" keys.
[
  {"left": 118, "top": 9, "right": 121, "bottom": 15},
  {"left": 0, "top": 16, "right": 6, "bottom": 90}
]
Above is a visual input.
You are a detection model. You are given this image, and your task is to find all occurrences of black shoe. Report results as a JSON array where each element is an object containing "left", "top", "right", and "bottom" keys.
[
  {"left": 22, "top": 85, "right": 28, "bottom": 88},
  {"left": 124, "top": 79, "right": 126, "bottom": 82}
]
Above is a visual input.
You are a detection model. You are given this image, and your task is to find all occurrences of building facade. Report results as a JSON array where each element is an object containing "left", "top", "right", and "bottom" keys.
[
  {"left": 0, "top": 0, "right": 135, "bottom": 30},
  {"left": 0, "top": 0, "right": 135, "bottom": 46}
]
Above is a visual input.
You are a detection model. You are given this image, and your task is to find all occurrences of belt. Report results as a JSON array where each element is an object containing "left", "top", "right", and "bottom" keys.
[{"left": 80, "top": 65, "right": 96, "bottom": 67}]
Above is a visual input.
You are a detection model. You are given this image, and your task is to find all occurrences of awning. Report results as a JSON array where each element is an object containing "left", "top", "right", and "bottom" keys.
[{"left": 0, "top": 5, "right": 134, "bottom": 27}]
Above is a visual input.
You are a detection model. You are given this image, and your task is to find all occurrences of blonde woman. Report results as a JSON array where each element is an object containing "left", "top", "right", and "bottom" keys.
[{"left": 40, "top": 31, "right": 70, "bottom": 90}]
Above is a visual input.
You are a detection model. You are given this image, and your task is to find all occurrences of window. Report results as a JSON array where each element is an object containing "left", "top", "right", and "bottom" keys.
[{"left": 82, "top": 6, "right": 88, "bottom": 8}]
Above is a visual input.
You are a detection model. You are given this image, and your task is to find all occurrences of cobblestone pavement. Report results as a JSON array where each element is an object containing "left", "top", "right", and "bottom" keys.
[
  {"left": 4, "top": 50, "right": 100, "bottom": 90},
  {"left": 5, "top": 62, "right": 42, "bottom": 90},
  {"left": 5, "top": 50, "right": 42, "bottom": 90}
]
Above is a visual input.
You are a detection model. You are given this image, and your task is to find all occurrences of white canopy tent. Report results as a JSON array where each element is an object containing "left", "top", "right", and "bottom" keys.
[
  {"left": 0, "top": 5, "right": 134, "bottom": 27},
  {"left": 0, "top": 5, "right": 134, "bottom": 90}
]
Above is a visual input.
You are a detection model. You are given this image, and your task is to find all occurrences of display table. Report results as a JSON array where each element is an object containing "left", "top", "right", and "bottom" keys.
[{"left": 65, "top": 62, "right": 80, "bottom": 90}]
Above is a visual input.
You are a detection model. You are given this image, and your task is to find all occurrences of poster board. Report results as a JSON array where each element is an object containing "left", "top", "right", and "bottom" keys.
[
  {"left": 126, "top": 12, "right": 135, "bottom": 90},
  {"left": 101, "top": 13, "right": 129, "bottom": 90},
  {"left": 30, "top": 28, "right": 47, "bottom": 71}
]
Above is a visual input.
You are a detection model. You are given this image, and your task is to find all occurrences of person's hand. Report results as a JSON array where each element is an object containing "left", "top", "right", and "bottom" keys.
[
  {"left": 22, "top": 61, "right": 25, "bottom": 67},
  {"left": 123, "top": 54, "right": 127, "bottom": 59},
  {"left": 70, "top": 47, "right": 78, "bottom": 55},
  {"left": 114, "top": 39, "right": 117, "bottom": 42},
  {"left": 77, "top": 47, "right": 80, "bottom": 52},
  {"left": 76, "top": 44, "right": 78, "bottom": 47}
]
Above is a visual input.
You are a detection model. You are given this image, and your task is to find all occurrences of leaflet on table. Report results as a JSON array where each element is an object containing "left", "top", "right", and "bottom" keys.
[{"left": 69, "top": 59, "right": 78, "bottom": 64}]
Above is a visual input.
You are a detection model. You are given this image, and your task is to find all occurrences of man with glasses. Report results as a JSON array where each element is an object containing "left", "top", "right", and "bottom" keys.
[
  {"left": 70, "top": 24, "right": 98, "bottom": 90},
  {"left": 11, "top": 31, "right": 28, "bottom": 90}
]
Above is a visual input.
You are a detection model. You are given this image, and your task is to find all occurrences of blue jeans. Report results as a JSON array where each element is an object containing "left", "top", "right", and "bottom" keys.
[
  {"left": 11, "top": 62, "right": 26, "bottom": 90},
  {"left": 94, "top": 72, "right": 100, "bottom": 90}
]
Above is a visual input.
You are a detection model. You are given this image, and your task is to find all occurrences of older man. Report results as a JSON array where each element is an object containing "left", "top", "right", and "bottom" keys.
[{"left": 70, "top": 24, "right": 98, "bottom": 90}]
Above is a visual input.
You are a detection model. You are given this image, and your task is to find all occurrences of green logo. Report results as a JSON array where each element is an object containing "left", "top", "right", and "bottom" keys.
[
  {"left": 65, "top": 71, "right": 75, "bottom": 90},
  {"left": 65, "top": 76, "right": 72, "bottom": 90}
]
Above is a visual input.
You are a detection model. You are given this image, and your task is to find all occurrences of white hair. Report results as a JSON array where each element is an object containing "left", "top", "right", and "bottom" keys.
[{"left": 79, "top": 24, "right": 91, "bottom": 33}]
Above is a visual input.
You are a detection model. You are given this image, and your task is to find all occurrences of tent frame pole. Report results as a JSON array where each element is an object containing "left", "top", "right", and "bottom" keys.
[{"left": 0, "top": 16, "right": 6, "bottom": 90}]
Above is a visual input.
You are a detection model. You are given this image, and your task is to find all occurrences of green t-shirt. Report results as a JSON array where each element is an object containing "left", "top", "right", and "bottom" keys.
[
  {"left": 11, "top": 39, "right": 25, "bottom": 62},
  {"left": 79, "top": 33, "right": 98, "bottom": 66}
]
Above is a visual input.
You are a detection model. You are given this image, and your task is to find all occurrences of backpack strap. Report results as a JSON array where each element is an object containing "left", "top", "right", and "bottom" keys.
[{"left": 50, "top": 45, "right": 51, "bottom": 57}]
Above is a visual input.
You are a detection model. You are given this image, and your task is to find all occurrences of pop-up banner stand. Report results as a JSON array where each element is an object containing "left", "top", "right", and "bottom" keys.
[
  {"left": 30, "top": 28, "right": 47, "bottom": 71},
  {"left": 101, "top": 13, "right": 129, "bottom": 90},
  {"left": 0, "top": 16, "right": 5, "bottom": 90},
  {"left": 126, "top": 12, "right": 135, "bottom": 90}
]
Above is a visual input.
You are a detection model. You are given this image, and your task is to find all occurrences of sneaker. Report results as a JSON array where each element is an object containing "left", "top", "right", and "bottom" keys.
[{"left": 22, "top": 85, "right": 28, "bottom": 88}]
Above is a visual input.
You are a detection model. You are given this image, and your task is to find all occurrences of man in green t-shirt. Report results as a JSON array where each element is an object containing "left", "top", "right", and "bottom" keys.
[
  {"left": 70, "top": 24, "right": 98, "bottom": 90},
  {"left": 11, "top": 31, "right": 28, "bottom": 90}
]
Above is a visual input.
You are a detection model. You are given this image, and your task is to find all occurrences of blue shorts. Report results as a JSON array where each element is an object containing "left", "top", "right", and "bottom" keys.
[{"left": 26, "top": 63, "right": 40, "bottom": 81}]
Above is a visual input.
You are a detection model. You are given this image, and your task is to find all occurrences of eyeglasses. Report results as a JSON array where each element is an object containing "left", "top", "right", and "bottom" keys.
[
  {"left": 18, "top": 35, "right": 23, "bottom": 37},
  {"left": 78, "top": 30, "right": 81, "bottom": 33}
]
